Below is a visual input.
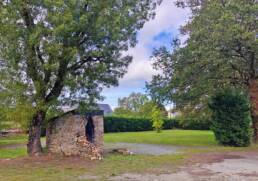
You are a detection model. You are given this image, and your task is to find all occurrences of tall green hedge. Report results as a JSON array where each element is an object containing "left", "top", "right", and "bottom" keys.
[
  {"left": 41, "top": 116, "right": 211, "bottom": 136},
  {"left": 209, "top": 89, "right": 251, "bottom": 147},
  {"left": 104, "top": 116, "right": 210, "bottom": 133}
]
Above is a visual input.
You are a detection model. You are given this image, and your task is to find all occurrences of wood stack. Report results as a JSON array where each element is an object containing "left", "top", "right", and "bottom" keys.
[{"left": 76, "top": 136, "right": 102, "bottom": 160}]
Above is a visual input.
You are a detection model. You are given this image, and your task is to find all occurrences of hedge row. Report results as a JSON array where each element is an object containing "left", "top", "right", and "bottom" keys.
[
  {"left": 104, "top": 116, "right": 210, "bottom": 133},
  {"left": 41, "top": 116, "right": 211, "bottom": 136}
]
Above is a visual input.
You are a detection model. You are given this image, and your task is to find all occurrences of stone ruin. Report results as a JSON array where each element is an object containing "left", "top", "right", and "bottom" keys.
[{"left": 46, "top": 111, "right": 104, "bottom": 160}]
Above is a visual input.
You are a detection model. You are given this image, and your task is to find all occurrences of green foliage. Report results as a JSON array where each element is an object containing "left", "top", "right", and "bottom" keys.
[
  {"left": 0, "top": 0, "right": 161, "bottom": 127},
  {"left": 147, "top": 0, "right": 258, "bottom": 118},
  {"left": 113, "top": 107, "right": 137, "bottom": 117},
  {"left": 104, "top": 116, "right": 153, "bottom": 132},
  {"left": 117, "top": 92, "right": 149, "bottom": 112},
  {"left": 104, "top": 116, "right": 210, "bottom": 133},
  {"left": 139, "top": 101, "right": 167, "bottom": 118},
  {"left": 5, "top": 104, "right": 35, "bottom": 130},
  {"left": 0, "top": 103, "right": 35, "bottom": 130},
  {"left": 0, "top": 108, "right": 7, "bottom": 129},
  {"left": 209, "top": 89, "right": 252, "bottom": 147},
  {"left": 178, "top": 118, "right": 211, "bottom": 131},
  {"left": 151, "top": 106, "right": 164, "bottom": 133},
  {"left": 138, "top": 101, "right": 156, "bottom": 118},
  {"left": 114, "top": 92, "right": 167, "bottom": 118}
]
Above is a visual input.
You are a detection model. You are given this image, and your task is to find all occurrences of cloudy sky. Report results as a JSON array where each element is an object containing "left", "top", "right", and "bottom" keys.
[{"left": 100, "top": 0, "right": 190, "bottom": 109}]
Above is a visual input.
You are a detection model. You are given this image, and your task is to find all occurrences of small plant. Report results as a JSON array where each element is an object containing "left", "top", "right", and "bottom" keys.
[
  {"left": 151, "top": 106, "right": 164, "bottom": 133},
  {"left": 209, "top": 88, "right": 251, "bottom": 147}
]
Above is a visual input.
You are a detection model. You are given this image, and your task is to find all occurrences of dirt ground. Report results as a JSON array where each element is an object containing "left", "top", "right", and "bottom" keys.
[
  {"left": 2, "top": 150, "right": 257, "bottom": 181},
  {"left": 1, "top": 142, "right": 258, "bottom": 180},
  {"left": 109, "top": 151, "right": 258, "bottom": 181}
]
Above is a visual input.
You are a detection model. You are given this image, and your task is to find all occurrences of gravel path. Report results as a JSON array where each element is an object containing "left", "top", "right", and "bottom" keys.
[
  {"left": 104, "top": 142, "right": 185, "bottom": 155},
  {"left": 1, "top": 142, "right": 185, "bottom": 155},
  {"left": 0, "top": 144, "right": 26, "bottom": 149}
]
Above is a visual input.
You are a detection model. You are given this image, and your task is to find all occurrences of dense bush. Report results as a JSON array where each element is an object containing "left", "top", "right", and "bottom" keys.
[
  {"left": 104, "top": 116, "right": 210, "bottom": 133},
  {"left": 104, "top": 117, "right": 151, "bottom": 132},
  {"left": 179, "top": 118, "right": 211, "bottom": 130},
  {"left": 209, "top": 89, "right": 251, "bottom": 147}
]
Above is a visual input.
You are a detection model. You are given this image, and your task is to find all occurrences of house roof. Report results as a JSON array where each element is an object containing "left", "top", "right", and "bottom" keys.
[
  {"left": 97, "top": 104, "right": 113, "bottom": 115},
  {"left": 60, "top": 103, "right": 113, "bottom": 115}
]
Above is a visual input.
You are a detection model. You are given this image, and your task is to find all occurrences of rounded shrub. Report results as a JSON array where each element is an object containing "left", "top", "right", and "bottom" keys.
[{"left": 209, "top": 89, "right": 251, "bottom": 147}]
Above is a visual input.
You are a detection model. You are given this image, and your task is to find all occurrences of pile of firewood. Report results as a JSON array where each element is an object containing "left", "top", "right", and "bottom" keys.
[{"left": 76, "top": 136, "right": 102, "bottom": 160}]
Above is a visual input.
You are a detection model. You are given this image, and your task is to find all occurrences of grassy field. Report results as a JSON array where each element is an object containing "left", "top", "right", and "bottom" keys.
[
  {"left": 0, "top": 130, "right": 256, "bottom": 181},
  {"left": 0, "top": 130, "right": 216, "bottom": 159},
  {"left": 105, "top": 130, "right": 217, "bottom": 146},
  {"left": 0, "top": 134, "right": 28, "bottom": 146}
]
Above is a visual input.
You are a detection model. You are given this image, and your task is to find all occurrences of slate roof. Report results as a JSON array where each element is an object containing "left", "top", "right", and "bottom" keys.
[
  {"left": 97, "top": 104, "right": 113, "bottom": 115},
  {"left": 60, "top": 103, "right": 113, "bottom": 115}
]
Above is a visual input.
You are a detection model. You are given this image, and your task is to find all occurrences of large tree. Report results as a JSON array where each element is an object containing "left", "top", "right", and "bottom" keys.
[
  {"left": 147, "top": 0, "right": 258, "bottom": 142},
  {"left": 114, "top": 92, "right": 167, "bottom": 118},
  {"left": 0, "top": 0, "right": 162, "bottom": 156},
  {"left": 117, "top": 92, "right": 149, "bottom": 112}
]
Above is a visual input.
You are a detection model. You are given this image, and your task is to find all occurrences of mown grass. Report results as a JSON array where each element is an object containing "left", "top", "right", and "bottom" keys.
[
  {"left": 0, "top": 164, "right": 85, "bottom": 181},
  {"left": 1, "top": 130, "right": 257, "bottom": 181},
  {"left": 0, "top": 147, "right": 27, "bottom": 159},
  {"left": 0, "top": 130, "right": 208, "bottom": 180},
  {"left": 0, "top": 153, "right": 185, "bottom": 181},
  {"left": 0, "top": 134, "right": 27, "bottom": 146},
  {"left": 105, "top": 130, "right": 217, "bottom": 147}
]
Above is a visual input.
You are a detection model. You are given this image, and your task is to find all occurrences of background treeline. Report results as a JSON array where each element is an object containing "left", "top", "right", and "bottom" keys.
[{"left": 104, "top": 116, "right": 211, "bottom": 133}]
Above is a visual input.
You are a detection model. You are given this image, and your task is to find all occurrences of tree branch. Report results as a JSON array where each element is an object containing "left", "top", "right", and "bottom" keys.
[
  {"left": 45, "top": 58, "right": 69, "bottom": 103},
  {"left": 68, "top": 56, "right": 103, "bottom": 72},
  {"left": 21, "top": 3, "right": 46, "bottom": 99}
]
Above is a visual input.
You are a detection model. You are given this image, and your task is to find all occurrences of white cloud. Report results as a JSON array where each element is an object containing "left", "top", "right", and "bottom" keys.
[
  {"left": 119, "top": 0, "right": 190, "bottom": 84},
  {"left": 138, "top": 0, "right": 189, "bottom": 44},
  {"left": 101, "top": 0, "right": 189, "bottom": 107}
]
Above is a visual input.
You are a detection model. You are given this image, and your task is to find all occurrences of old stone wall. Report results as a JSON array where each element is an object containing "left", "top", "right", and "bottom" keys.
[
  {"left": 46, "top": 113, "right": 104, "bottom": 159},
  {"left": 92, "top": 115, "right": 104, "bottom": 150}
]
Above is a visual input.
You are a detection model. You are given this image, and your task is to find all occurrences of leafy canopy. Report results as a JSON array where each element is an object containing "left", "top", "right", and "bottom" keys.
[
  {"left": 147, "top": 0, "right": 258, "bottom": 116},
  {"left": 117, "top": 92, "right": 149, "bottom": 112},
  {"left": 113, "top": 92, "right": 167, "bottom": 118},
  {"left": 0, "top": 0, "right": 162, "bottom": 125}
]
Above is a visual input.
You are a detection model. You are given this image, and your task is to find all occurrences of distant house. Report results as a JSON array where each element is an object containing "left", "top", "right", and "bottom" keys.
[
  {"left": 97, "top": 104, "right": 113, "bottom": 116},
  {"left": 167, "top": 110, "right": 181, "bottom": 118}
]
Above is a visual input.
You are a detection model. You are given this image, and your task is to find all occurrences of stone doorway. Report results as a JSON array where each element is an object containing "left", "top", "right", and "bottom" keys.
[{"left": 86, "top": 117, "right": 95, "bottom": 143}]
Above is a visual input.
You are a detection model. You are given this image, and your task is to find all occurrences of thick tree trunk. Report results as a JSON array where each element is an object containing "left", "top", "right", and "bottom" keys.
[
  {"left": 249, "top": 79, "right": 258, "bottom": 143},
  {"left": 27, "top": 111, "right": 45, "bottom": 156}
]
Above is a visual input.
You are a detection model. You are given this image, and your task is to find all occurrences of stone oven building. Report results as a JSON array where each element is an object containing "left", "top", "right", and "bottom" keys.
[{"left": 46, "top": 111, "right": 104, "bottom": 159}]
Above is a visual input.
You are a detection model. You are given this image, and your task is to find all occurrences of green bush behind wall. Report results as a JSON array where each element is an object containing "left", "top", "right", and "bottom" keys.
[{"left": 104, "top": 116, "right": 210, "bottom": 133}]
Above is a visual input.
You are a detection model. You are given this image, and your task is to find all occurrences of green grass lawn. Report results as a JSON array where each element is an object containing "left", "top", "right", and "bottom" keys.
[
  {"left": 105, "top": 130, "right": 217, "bottom": 147},
  {"left": 0, "top": 130, "right": 257, "bottom": 181},
  {"left": 0, "top": 135, "right": 28, "bottom": 159},
  {"left": 0, "top": 134, "right": 28, "bottom": 146},
  {"left": 0, "top": 131, "right": 188, "bottom": 180},
  {"left": 0, "top": 130, "right": 216, "bottom": 159},
  {"left": 0, "top": 147, "right": 27, "bottom": 158},
  {"left": 0, "top": 153, "right": 185, "bottom": 181}
]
